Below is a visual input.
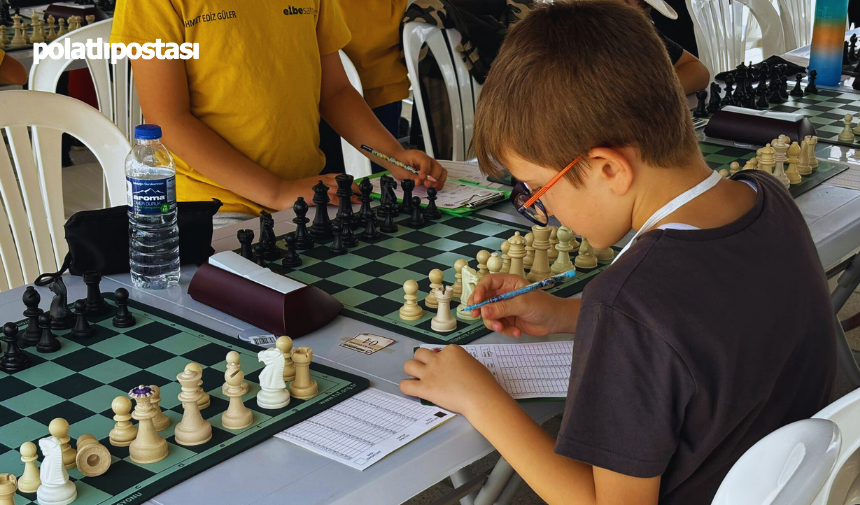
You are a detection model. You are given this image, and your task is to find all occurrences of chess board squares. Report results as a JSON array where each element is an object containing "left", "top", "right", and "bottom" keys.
[
  {"left": 69, "top": 385, "right": 128, "bottom": 414},
  {"left": 51, "top": 348, "right": 112, "bottom": 372},
  {"left": 41, "top": 373, "right": 104, "bottom": 400},
  {"left": 117, "top": 346, "right": 177, "bottom": 370},
  {"left": 355, "top": 297, "right": 404, "bottom": 318},
  {"left": 30, "top": 400, "right": 96, "bottom": 426},
  {"left": 0, "top": 388, "right": 64, "bottom": 416},
  {"left": 122, "top": 321, "right": 182, "bottom": 344}
]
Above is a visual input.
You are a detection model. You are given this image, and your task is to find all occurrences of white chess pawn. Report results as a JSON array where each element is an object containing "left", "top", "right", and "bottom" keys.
[
  {"left": 523, "top": 232, "right": 535, "bottom": 270},
  {"left": 729, "top": 161, "right": 740, "bottom": 174},
  {"left": 487, "top": 253, "right": 502, "bottom": 275},
  {"left": 222, "top": 350, "right": 250, "bottom": 395},
  {"left": 399, "top": 279, "right": 423, "bottom": 321},
  {"left": 0, "top": 26, "right": 8, "bottom": 47},
  {"left": 431, "top": 286, "right": 456, "bottom": 333},
  {"left": 499, "top": 241, "right": 511, "bottom": 273},
  {"left": 184, "top": 362, "right": 210, "bottom": 409},
  {"left": 839, "top": 114, "right": 856, "bottom": 142},
  {"left": 17, "top": 442, "right": 40, "bottom": 493},
  {"left": 452, "top": 259, "right": 467, "bottom": 300},
  {"left": 476, "top": 250, "right": 490, "bottom": 280},
  {"left": 48, "top": 418, "right": 76, "bottom": 470},
  {"left": 425, "top": 269, "right": 443, "bottom": 309},
  {"left": 46, "top": 15, "right": 57, "bottom": 41},
  {"left": 222, "top": 366, "right": 254, "bottom": 431},
  {"left": 276, "top": 336, "right": 296, "bottom": 382},
  {"left": 718, "top": 169, "right": 729, "bottom": 178},
  {"left": 574, "top": 238, "right": 599, "bottom": 269},
  {"left": 57, "top": 18, "right": 67, "bottom": 37},
  {"left": 30, "top": 18, "right": 44, "bottom": 43},
  {"left": 808, "top": 136, "right": 819, "bottom": 169},
  {"left": 85, "top": 15, "right": 95, "bottom": 26},
  {"left": 109, "top": 396, "right": 137, "bottom": 447}
]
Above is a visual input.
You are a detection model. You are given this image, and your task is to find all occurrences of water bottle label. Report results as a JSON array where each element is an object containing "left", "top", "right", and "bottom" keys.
[{"left": 126, "top": 176, "right": 176, "bottom": 215}]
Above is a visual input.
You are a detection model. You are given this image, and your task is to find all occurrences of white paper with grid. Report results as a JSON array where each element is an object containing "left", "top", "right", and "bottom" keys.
[
  {"left": 824, "top": 166, "right": 860, "bottom": 191},
  {"left": 274, "top": 388, "right": 455, "bottom": 470},
  {"left": 420, "top": 341, "right": 573, "bottom": 399}
]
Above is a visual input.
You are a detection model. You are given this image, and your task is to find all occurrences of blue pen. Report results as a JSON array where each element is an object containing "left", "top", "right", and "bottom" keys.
[{"left": 461, "top": 270, "right": 577, "bottom": 312}]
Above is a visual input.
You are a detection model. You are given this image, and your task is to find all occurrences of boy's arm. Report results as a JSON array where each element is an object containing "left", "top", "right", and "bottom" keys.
[
  {"left": 0, "top": 52, "right": 28, "bottom": 86},
  {"left": 318, "top": 52, "right": 447, "bottom": 188},
  {"left": 130, "top": 57, "right": 340, "bottom": 211},
  {"left": 674, "top": 50, "right": 710, "bottom": 95},
  {"left": 401, "top": 346, "right": 661, "bottom": 505}
]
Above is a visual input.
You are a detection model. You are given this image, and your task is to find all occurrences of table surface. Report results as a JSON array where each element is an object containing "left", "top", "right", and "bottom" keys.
[{"left": 2, "top": 176, "right": 857, "bottom": 505}]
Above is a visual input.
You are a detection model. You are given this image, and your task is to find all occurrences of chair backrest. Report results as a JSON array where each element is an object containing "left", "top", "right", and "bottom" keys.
[
  {"left": 712, "top": 418, "right": 841, "bottom": 505},
  {"left": 0, "top": 91, "right": 130, "bottom": 290},
  {"left": 29, "top": 18, "right": 142, "bottom": 144},
  {"left": 338, "top": 50, "right": 372, "bottom": 178},
  {"left": 403, "top": 21, "right": 465, "bottom": 160},
  {"left": 687, "top": 0, "right": 786, "bottom": 76},
  {"left": 811, "top": 387, "right": 860, "bottom": 505},
  {"left": 444, "top": 27, "right": 483, "bottom": 158},
  {"left": 777, "top": 0, "right": 815, "bottom": 50}
]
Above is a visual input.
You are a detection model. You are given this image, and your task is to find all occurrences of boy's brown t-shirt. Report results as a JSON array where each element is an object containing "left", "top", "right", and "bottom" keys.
[{"left": 555, "top": 170, "right": 836, "bottom": 503}]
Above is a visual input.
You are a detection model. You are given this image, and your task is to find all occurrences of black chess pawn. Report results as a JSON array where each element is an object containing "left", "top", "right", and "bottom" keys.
[
  {"left": 423, "top": 187, "right": 442, "bottom": 220},
  {"left": 693, "top": 90, "right": 708, "bottom": 117},
  {"left": 329, "top": 221, "right": 348, "bottom": 255},
  {"left": 36, "top": 314, "right": 60, "bottom": 353},
  {"left": 806, "top": 69, "right": 819, "bottom": 94},
  {"left": 341, "top": 216, "right": 359, "bottom": 248},
  {"left": 356, "top": 178, "right": 375, "bottom": 226},
  {"left": 70, "top": 300, "right": 94, "bottom": 338},
  {"left": 399, "top": 179, "right": 415, "bottom": 214},
  {"left": 733, "top": 65, "right": 747, "bottom": 102},
  {"left": 756, "top": 85, "right": 769, "bottom": 109},
  {"left": 281, "top": 233, "right": 303, "bottom": 267},
  {"left": 22, "top": 286, "right": 43, "bottom": 346},
  {"left": 844, "top": 41, "right": 852, "bottom": 65},
  {"left": 707, "top": 82, "right": 722, "bottom": 113},
  {"left": 292, "top": 197, "right": 314, "bottom": 250},
  {"left": 254, "top": 243, "right": 268, "bottom": 266},
  {"left": 112, "top": 288, "right": 136, "bottom": 328},
  {"left": 380, "top": 201, "right": 398, "bottom": 233},
  {"left": 237, "top": 229, "right": 255, "bottom": 260},
  {"left": 778, "top": 75, "right": 789, "bottom": 101},
  {"left": 361, "top": 209, "right": 381, "bottom": 240},
  {"left": 721, "top": 75, "right": 736, "bottom": 106},
  {"left": 84, "top": 271, "right": 109, "bottom": 315},
  {"left": 0, "top": 322, "right": 29, "bottom": 373},
  {"left": 407, "top": 196, "right": 426, "bottom": 227},
  {"left": 791, "top": 74, "right": 805, "bottom": 97},
  {"left": 309, "top": 180, "right": 333, "bottom": 240}
]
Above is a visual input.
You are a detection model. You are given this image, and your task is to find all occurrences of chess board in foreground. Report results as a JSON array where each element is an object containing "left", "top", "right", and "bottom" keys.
[
  {"left": 0, "top": 293, "right": 368, "bottom": 505},
  {"left": 699, "top": 141, "right": 849, "bottom": 198},
  {"left": 761, "top": 88, "right": 860, "bottom": 149},
  {"left": 243, "top": 212, "right": 616, "bottom": 346}
]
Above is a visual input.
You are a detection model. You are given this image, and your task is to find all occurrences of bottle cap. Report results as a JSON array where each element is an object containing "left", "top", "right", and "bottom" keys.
[{"left": 134, "top": 124, "right": 162, "bottom": 140}]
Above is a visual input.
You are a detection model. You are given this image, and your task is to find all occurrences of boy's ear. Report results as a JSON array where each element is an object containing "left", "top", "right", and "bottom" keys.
[{"left": 587, "top": 147, "right": 634, "bottom": 196}]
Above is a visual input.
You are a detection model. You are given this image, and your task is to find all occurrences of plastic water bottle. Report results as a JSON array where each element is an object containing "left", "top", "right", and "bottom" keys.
[{"left": 126, "top": 125, "right": 180, "bottom": 289}]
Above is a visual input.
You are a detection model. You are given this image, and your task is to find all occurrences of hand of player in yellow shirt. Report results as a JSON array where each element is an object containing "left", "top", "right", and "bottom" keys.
[
  {"left": 388, "top": 149, "right": 448, "bottom": 190},
  {"left": 470, "top": 274, "right": 580, "bottom": 338},
  {"left": 401, "top": 345, "right": 505, "bottom": 417}
]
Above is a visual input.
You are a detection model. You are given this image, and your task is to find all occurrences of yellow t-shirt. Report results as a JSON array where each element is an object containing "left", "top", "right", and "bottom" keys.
[
  {"left": 110, "top": 0, "right": 351, "bottom": 215},
  {"left": 337, "top": 0, "right": 410, "bottom": 110}
]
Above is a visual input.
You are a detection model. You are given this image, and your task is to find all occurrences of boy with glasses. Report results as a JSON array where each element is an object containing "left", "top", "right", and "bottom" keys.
[{"left": 401, "top": 2, "right": 836, "bottom": 503}]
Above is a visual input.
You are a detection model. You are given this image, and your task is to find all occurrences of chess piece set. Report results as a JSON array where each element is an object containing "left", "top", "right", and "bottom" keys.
[
  {"left": 692, "top": 62, "right": 820, "bottom": 118},
  {"left": 400, "top": 224, "right": 604, "bottom": 333},
  {"left": 237, "top": 175, "right": 443, "bottom": 267},
  {"left": 0, "top": 272, "right": 128, "bottom": 373},
  {"left": 0, "top": 342, "right": 320, "bottom": 502},
  {"left": 1, "top": 9, "right": 92, "bottom": 50},
  {"left": 0, "top": 418, "right": 110, "bottom": 505},
  {"left": 731, "top": 134, "right": 820, "bottom": 188}
]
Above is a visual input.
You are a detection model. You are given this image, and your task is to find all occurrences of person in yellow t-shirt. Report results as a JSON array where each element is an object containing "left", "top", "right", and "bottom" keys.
[
  {"left": 0, "top": 50, "right": 28, "bottom": 85},
  {"left": 320, "top": 0, "right": 411, "bottom": 174},
  {"left": 110, "top": 0, "right": 446, "bottom": 218}
]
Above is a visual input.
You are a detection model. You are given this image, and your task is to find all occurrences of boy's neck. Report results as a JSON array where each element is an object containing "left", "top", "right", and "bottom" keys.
[{"left": 630, "top": 159, "right": 714, "bottom": 232}]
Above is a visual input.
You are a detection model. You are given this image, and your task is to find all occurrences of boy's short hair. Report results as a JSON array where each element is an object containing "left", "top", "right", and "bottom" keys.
[{"left": 473, "top": 0, "right": 700, "bottom": 184}]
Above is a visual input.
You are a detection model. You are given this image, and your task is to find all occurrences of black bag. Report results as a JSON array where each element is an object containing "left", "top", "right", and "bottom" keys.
[{"left": 60, "top": 200, "right": 222, "bottom": 276}]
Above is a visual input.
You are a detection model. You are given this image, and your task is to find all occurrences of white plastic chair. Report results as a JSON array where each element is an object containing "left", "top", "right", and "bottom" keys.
[
  {"left": 811, "top": 387, "right": 860, "bottom": 505},
  {"left": 338, "top": 50, "right": 372, "bottom": 178},
  {"left": 712, "top": 418, "right": 841, "bottom": 505},
  {"left": 0, "top": 91, "right": 130, "bottom": 290},
  {"left": 777, "top": 0, "right": 815, "bottom": 50},
  {"left": 687, "top": 0, "right": 786, "bottom": 76},
  {"left": 403, "top": 21, "right": 465, "bottom": 160},
  {"left": 29, "top": 19, "right": 142, "bottom": 144},
  {"left": 445, "top": 27, "right": 483, "bottom": 157}
]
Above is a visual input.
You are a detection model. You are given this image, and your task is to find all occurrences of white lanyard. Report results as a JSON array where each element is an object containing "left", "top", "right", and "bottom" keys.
[{"left": 612, "top": 171, "right": 722, "bottom": 264}]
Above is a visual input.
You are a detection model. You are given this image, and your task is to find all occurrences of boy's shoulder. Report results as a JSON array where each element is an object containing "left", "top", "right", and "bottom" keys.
[{"left": 582, "top": 169, "right": 811, "bottom": 314}]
